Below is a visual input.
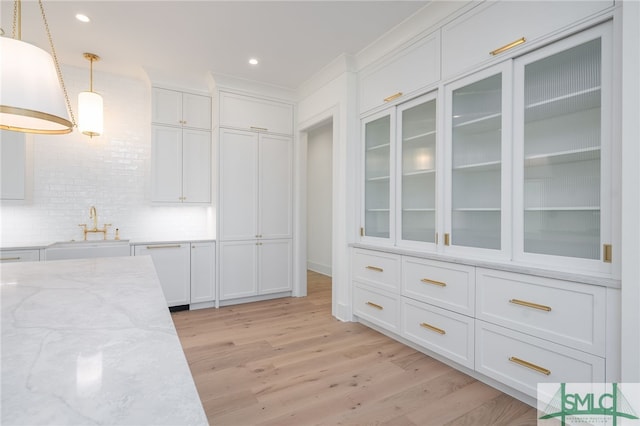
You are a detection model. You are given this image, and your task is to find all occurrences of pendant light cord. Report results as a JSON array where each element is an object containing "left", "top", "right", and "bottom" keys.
[{"left": 37, "top": 0, "right": 77, "bottom": 127}]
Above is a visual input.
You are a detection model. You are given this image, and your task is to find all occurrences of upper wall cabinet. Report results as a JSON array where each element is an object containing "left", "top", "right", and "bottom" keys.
[
  {"left": 152, "top": 87, "right": 212, "bottom": 130},
  {"left": 218, "top": 91, "right": 294, "bottom": 135},
  {"left": 441, "top": 1, "right": 613, "bottom": 79},
  {"left": 0, "top": 130, "right": 26, "bottom": 201},
  {"left": 359, "top": 31, "right": 440, "bottom": 115}
]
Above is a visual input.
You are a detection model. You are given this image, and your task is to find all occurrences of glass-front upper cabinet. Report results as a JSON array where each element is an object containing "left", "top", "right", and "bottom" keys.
[
  {"left": 513, "top": 22, "right": 613, "bottom": 273},
  {"left": 444, "top": 63, "right": 511, "bottom": 257},
  {"left": 361, "top": 110, "right": 395, "bottom": 242},
  {"left": 396, "top": 93, "right": 438, "bottom": 248}
]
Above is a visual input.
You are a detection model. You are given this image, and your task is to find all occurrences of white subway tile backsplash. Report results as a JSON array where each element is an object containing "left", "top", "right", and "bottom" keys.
[{"left": 0, "top": 65, "right": 214, "bottom": 245}]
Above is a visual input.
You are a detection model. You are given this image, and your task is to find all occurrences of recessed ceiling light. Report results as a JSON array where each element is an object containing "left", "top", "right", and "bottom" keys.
[
  {"left": 249, "top": 58, "right": 259, "bottom": 66},
  {"left": 76, "top": 14, "right": 90, "bottom": 23}
]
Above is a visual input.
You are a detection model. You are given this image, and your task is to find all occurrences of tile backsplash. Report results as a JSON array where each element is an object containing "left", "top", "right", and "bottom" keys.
[{"left": 0, "top": 66, "right": 214, "bottom": 245}]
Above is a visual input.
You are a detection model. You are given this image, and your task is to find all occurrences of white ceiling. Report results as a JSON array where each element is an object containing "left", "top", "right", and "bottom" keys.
[{"left": 2, "top": 1, "right": 430, "bottom": 90}]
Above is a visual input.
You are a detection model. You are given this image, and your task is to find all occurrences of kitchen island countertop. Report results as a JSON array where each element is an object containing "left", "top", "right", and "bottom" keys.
[{"left": 1, "top": 256, "right": 208, "bottom": 425}]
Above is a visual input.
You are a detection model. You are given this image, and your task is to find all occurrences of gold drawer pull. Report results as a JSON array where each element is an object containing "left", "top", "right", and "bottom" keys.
[
  {"left": 383, "top": 92, "right": 403, "bottom": 102},
  {"left": 250, "top": 126, "right": 268, "bottom": 132},
  {"left": 0, "top": 257, "right": 21, "bottom": 261},
  {"left": 420, "top": 322, "right": 446, "bottom": 335},
  {"left": 509, "top": 356, "right": 551, "bottom": 376},
  {"left": 146, "top": 244, "right": 182, "bottom": 249},
  {"left": 366, "top": 266, "right": 383, "bottom": 273},
  {"left": 490, "top": 37, "right": 526, "bottom": 56},
  {"left": 421, "top": 278, "right": 446, "bottom": 287},
  {"left": 509, "top": 298, "right": 552, "bottom": 312},
  {"left": 366, "top": 301, "right": 384, "bottom": 310},
  {"left": 603, "top": 244, "right": 612, "bottom": 263}
]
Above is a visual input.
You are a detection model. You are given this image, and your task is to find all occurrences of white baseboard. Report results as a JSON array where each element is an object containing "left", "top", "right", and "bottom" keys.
[{"left": 307, "top": 260, "right": 332, "bottom": 277}]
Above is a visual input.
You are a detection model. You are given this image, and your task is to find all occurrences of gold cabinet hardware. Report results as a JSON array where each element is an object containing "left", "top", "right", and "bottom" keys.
[
  {"left": 420, "top": 322, "right": 446, "bottom": 335},
  {"left": 256, "top": 242, "right": 263, "bottom": 246},
  {"left": 360, "top": 227, "right": 364, "bottom": 237},
  {"left": 383, "top": 92, "right": 403, "bottom": 103},
  {"left": 366, "top": 266, "right": 384, "bottom": 273},
  {"left": 490, "top": 37, "right": 526, "bottom": 56},
  {"left": 366, "top": 301, "right": 384, "bottom": 310},
  {"left": 146, "top": 244, "right": 181, "bottom": 249},
  {"left": 603, "top": 244, "right": 612, "bottom": 263},
  {"left": 420, "top": 278, "right": 447, "bottom": 287},
  {"left": 0, "top": 257, "right": 21, "bottom": 261},
  {"left": 444, "top": 233, "right": 450, "bottom": 246},
  {"left": 509, "top": 298, "right": 552, "bottom": 312},
  {"left": 250, "top": 126, "right": 268, "bottom": 132},
  {"left": 508, "top": 356, "right": 551, "bottom": 376}
]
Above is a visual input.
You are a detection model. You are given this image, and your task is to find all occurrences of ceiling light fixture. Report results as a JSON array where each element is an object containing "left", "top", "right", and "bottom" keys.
[
  {"left": 78, "top": 53, "right": 103, "bottom": 138},
  {"left": 75, "top": 13, "right": 90, "bottom": 23},
  {"left": 249, "top": 58, "right": 259, "bottom": 65},
  {"left": 0, "top": 0, "right": 75, "bottom": 134}
]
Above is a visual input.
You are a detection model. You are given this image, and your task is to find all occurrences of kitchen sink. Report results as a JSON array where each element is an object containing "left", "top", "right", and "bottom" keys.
[{"left": 45, "top": 240, "right": 130, "bottom": 261}]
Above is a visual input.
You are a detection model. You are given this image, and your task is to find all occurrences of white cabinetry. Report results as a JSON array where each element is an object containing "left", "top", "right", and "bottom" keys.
[
  {"left": 0, "top": 249, "right": 40, "bottom": 263},
  {"left": 1, "top": 130, "right": 25, "bottom": 201},
  {"left": 217, "top": 92, "right": 294, "bottom": 303},
  {"left": 190, "top": 242, "right": 216, "bottom": 308},
  {"left": 441, "top": 0, "right": 613, "bottom": 79},
  {"left": 134, "top": 243, "right": 190, "bottom": 307},
  {"left": 151, "top": 87, "right": 211, "bottom": 203},
  {"left": 218, "top": 91, "right": 293, "bottom": 135},
  {"left": 359, "top": 31, "right": 440, "bottom": 114}
]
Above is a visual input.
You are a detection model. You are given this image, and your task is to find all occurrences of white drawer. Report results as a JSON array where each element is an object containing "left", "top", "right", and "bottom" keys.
[
  {"left": 353, "top": 283, "right": 400, "bottom": 333},
  {"left": 476, "top": 321, "right": 605, "bottom": 399},
  {"left": 401, "top": 297, "right": 474, "bottom": 369},
  {"left": 0, "top": 249, "right": 40, "bottom": 263},
  {"left": 402, "top": 257, "right": 475, "bottom": 316},
  {"left": 352, "top": 249, "right": 401, "bottom": 292},
  {"left": 476, "top": 268, "right": 606, "bottom": 356}
]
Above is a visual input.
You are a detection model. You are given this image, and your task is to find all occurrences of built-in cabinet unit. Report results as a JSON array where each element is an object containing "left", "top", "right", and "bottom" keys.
[
  {"left": 151, "top": 87, "right": 212, "bottom": 203},
  {"left": 1, "top": 130, "right": 26, "bottom": 201},
  {"left": 133, "top": 240, "right": 216, "bottom": 308},
  {"left": 353, "top": 0, "right": 619, "bottom": 409},
  {"left": 0, "top": 249, "right": 40, "bottom": 263},
  {"left": 216, "top": 91, "right": 294, "bottom": 303}
]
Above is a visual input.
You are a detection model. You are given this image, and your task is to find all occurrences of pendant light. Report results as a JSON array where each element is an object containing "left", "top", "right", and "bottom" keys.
[
  {"left": 0, "top": 0, "right": 74, "bottom": 134},
  {"left": 78, "top": 53, "right": 103, "bottom": 137}
]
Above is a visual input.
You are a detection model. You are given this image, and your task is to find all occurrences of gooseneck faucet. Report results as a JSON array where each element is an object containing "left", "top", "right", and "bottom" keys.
[{"left": 78, "top": 206, "right": 112, "bottom": 240}]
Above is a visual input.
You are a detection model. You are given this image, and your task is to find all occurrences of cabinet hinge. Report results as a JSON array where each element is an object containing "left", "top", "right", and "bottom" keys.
[{"left": 603, "top": 244, "right": 612, "bottom": 263}]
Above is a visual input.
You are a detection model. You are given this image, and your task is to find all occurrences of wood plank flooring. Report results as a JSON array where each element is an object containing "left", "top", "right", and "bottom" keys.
[{"left": 172, "top": 271, "right": 537, "bottom": 425}]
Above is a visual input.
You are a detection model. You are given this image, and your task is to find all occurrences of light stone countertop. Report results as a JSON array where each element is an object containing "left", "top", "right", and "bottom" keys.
[{"left": 0, "top": 256, "right": 208, "bottom": 426}]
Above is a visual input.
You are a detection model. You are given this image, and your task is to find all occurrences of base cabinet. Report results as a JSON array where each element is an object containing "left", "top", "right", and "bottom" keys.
[
  {"left": 134, "top": 243, "right": 190, "bottom": 307},
  {"left": 190, "top": 242, "right": 216, "bottom": 308},
  {"left": 351, "top": 247, "right": 617, "bottom": 406},
  {"left": 0, "top": 249, "right": 40, "bottom": 263},
  {"left": 219, "top": 239, "right": 292, "bottom": 302}
]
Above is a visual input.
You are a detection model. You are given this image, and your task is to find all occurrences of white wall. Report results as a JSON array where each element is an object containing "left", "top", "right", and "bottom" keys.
[
  {"left": 306, "top": 122, "right": 333, "bottom": 276},
  {"left": 0, "top": 66, "right": 214, "bottom": 245}
]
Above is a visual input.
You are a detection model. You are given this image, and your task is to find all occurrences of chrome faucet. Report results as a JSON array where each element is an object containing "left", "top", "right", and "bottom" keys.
[{"left": 79, "top": 206, "right": 112, "bottom": 240}]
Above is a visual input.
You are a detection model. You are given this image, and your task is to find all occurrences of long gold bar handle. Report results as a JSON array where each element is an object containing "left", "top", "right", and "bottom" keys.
[
  {"left": 146, "top": 244, "right": 182, "bottom": 249},
  {"left": 421, "top": 278, "right": 446, "bottom": 287},
  {"left": 509, "top": 298, "right": 552, "bottom": 312},
  {"left": 383, "top": 92, "right": 403, "bottom": 102},
  {"left": 509, "top": 356, "right": 551, "bottom": 376},
  {"left": 250, "top": 126, "right": 269, "bottom": 132},
  {"left": 420, "top": 322, "right": 446, "bottom": 335},
  {"left": 0, "top": 257, "right": 21, "bottom": 261},
  {"left": 366, "top": 266, "right": 383, "bottom": 273},
  {"left": 490, "top": 37, "right": 526, "bottom": 56},
  {"left": 366, "top": 301, "right": 384, "bottom": 310}
]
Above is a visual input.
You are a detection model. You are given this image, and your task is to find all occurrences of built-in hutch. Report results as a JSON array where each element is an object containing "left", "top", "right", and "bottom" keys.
[{"left": 353, "top": 0, "right": 620, "bottom": 406}]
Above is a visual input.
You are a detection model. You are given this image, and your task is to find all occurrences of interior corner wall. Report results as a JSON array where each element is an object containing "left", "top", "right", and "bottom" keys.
[{"left": 307, "top": 123, "right": 333, "bottom": 276}]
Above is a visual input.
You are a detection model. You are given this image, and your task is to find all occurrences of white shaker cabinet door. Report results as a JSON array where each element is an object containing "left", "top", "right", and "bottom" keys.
[
  {"left": 182, "top": 129, "right": 211, "bottom": 203},
  {"left": 258, "top": 239, "right": 292, "bottom": 294},
  {"left": 134, "top": 243, "right": 190, "bottom": 307},
  {"left": 182, "top": 92, "right": 212, "bottom": 130},
  {"left": 259, "top": 135, "right": 292, "bottom": 239},
  {"left": 190, "top": 242, "right": 215, "bottom": 305},
  {"left": 219, "top": 129, "right": 259, "bottom": 240},
  {"left": 151, "top": 125, "right": 183, "bottom": 203},
  {"left": 219, "top": 241, "right": 258, "bottom": 300}
]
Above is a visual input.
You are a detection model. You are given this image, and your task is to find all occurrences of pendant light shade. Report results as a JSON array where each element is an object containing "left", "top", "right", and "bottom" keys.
[
  {"left": 0, "top": 0, "right": 74, "bottom": 135},
  {"left": 78, "top": 53, "right": 103, "bottom": 137},
  {"left": 0, "top": 37, "right": 73, "bottom": 134}
]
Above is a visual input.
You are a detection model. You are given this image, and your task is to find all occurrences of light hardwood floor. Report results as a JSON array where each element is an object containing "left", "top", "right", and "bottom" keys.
[{"left": 172, "top": 271, "right": 538, "bottom": 425}]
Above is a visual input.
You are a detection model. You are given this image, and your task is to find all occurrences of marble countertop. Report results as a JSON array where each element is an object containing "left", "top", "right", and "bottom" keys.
[{"left": 1, "top": 256, "right": 208, "bottom": 425}]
